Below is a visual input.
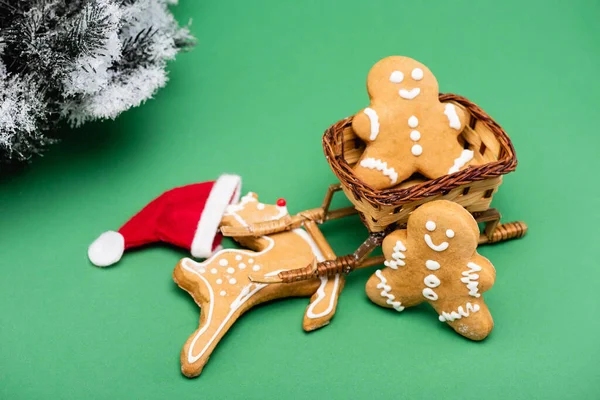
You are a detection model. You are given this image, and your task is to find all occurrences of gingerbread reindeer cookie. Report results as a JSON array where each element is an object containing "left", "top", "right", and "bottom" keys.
[
  {"left": 173, "top": 192, "right": 345, "bottom": 377},
  {"left": 352, "top": 56, "right": 474, "bottom": 189},
  {"left": 365, "top": 200, "right": 496, "bottom": 340}
]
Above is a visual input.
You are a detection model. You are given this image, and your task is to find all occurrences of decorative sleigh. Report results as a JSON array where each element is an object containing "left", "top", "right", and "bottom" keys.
[{"left": 222, "top": 93, "right": 527, "bottom": 284}]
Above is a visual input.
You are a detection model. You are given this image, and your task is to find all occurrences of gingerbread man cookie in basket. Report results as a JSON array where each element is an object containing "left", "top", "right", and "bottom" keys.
[
  {"left": 173, "top": 193, "right": 345, "bottom": 377},
  {"left": 366, "top": 200, "right": 496, "bottom": 340},
  {"left": 352, "top": 56, "right": 475, "bottom": 189}
]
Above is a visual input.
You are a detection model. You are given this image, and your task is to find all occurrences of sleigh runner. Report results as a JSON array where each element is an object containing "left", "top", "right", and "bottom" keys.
[{"left": 222, "top": 93, "right": 528, "bottom": 285}]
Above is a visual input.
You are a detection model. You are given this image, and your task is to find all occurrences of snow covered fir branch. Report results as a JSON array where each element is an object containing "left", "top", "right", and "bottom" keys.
[{"left": 0, "top": 0, "right": 194, "bottom": 165}]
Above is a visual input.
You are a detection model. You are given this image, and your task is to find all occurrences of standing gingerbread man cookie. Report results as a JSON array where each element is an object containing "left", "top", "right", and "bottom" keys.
[
  {"left": 365, "top": 200, "right": 496, "bottom": 340},
  {"left": 352, "top": 56, "right": 474, "bottom": 189}
]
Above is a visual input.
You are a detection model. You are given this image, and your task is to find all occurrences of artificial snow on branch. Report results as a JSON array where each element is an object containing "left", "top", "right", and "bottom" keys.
[{"left": 0, "top": 0, "right": 194, "bottom": 164}]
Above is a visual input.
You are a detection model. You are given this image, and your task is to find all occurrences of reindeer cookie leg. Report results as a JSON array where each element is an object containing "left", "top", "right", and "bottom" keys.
[
  {"left": 303, "top": 275, "right": 346, "bottom": 331},
  {"left": 174, "top": 258, "right": 250, "bottom": 378},
  {"left": 301, "top": 222, "right": 346, "bottom": 331}
]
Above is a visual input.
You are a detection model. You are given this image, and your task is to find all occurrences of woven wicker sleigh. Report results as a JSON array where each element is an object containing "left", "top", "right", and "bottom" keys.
[
  {"left": 223, "top": 93, "right": 527, "bottom": 284},
  {"left": 324, "top": 93, "right": 517, "bottom": 232}
]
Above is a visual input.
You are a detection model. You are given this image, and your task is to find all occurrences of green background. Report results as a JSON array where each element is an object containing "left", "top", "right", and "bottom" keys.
[{"left": 2, "top": 0, "right": 599, "bottom": 399}]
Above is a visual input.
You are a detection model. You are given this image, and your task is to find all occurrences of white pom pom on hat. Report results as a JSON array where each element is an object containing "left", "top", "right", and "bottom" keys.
[{"left": 87, "top": 174, "right": 242, "bottom": 267}]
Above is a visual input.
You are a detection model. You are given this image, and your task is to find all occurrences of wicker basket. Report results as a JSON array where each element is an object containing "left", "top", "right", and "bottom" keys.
[{"left": 323, "top": 93, "right": 518, "bottom": 233}]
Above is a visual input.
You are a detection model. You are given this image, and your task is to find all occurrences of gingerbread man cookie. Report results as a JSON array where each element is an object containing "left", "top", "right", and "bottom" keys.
[
  {"left": 352, "top": 56, "right": 474, "bottom": 189},
  {"left": 173, "top": 192, "right": 345, "bottom": 377},
  {"left": 365, "top": 200, "right": 495, "bottom": 340}
]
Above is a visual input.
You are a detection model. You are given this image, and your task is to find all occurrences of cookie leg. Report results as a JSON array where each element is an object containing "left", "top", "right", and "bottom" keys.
[
  {"left": 365, "top": 269, "right": 423, "bottom": 311},
  {"left": 174, "top": 259, "right": 244, "bottom": 378},
  {"left": 433, "top": 299, "right": 494, "bottom": 341},
  {"left": 354, "top": 150, "right": 414, "bottom": 190},
  {"left": 302, "top": 274, "right": 346, "bottom": 331}
]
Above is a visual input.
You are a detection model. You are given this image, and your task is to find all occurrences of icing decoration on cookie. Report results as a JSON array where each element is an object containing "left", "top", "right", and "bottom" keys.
[
  {"left": 461, "top": 262, "right": 482, "bottom": 297},
  {"left": 408, "top": 115, "right": 419, "bottom": 128},
  {"left": 389, "top": 71, "right": 404, "bottom": 83},
  {"left": 411, "top": 68, "right": 424, "bottom": 80},
  {"left": 448, "top": 149, "right": 474, "bottom": 174},
  {"left": 426, "top": 260, "right": 440, "bottom": 270},
  {"left": 399, "top": 88, "right": 420, "bottom": 100},
  {"left": 422, "top": 288, "right": 438, "bottom": 301},
  {"left": 351, "top": 56, "right": 472, "bottom": 189},
  {"left": 424, "top": 233, "right": 449, "bottom": 252},
  {"left": 384, "top": 240, "right": 406, "bottom": 269},
  {"left": 365, "top": 200, "right": 496, "bottom": 341},
  {"left": 444, "top": 103, "right": 462, "bottom": 130},
  {"left": 174, "top": 193, "right": 347, "bottom": 377},
  {"left": 438, "top": 302, "right": 480, "bottom": 322},
  {"left": 375, "top": 270, "right": 404, "bottom": 311},
  {"left": 359, "top": 158, "right": 399, "bottom": 185},
  {"left": 411, "top": 144, "right": 423, "bottom": 156},
  {"left": 410, "top": 130, "right": 421, "bottom": 141},
  {"left": 424, "top": 274, "right": 441, "bottom": 288},
  {"left": 364, "top": 107, "right": 380, "bottom": 140}
]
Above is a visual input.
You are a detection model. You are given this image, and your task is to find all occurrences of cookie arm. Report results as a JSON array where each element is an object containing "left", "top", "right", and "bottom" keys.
[
  {"left": 382, "top": 229, "right": 408, "bottom": 256},
  {"left": 470, "top": 254, "right": 496, "bottom": 293},
  {"left": 352, "top": 107, "right": 379, "bottom": 143},
  {"left": 441, "top": 102, "right": 468, "bottom": 134}
]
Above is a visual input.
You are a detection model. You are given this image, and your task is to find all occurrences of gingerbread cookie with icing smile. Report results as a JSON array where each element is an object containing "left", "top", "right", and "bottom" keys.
[
  {"left": 173, "top": 192, "right": 345, "bottom": 377},
  {"left": 365, "top": 200, "right": 496, "bottom": 340},
  {"left": 352, "top": 56, "right": 474, "bottom": 189}
]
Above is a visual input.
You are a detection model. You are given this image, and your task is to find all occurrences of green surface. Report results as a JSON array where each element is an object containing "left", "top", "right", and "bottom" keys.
[{"left": 2, "top": 0, "right": 600, "bottom": 399}]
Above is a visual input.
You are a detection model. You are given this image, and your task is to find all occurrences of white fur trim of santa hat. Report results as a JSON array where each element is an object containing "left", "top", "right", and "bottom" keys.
[
  {"left": 88, "top": 230, "right": 125, "bottom": 267},
  {"left": 190, "top": 174, "right": 242, "bottom": 258}
]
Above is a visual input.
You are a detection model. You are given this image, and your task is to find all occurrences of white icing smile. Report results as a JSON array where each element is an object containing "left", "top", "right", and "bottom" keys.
[
  {"left": 399, "top": 88, "right": 420, "bottom": 100},
  {"left": 424, "top": 234, "right": 449, "bottom": 252}
]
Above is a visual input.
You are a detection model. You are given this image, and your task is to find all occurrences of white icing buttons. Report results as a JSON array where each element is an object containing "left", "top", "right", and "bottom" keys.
[
  {"left": 424, "top": 274, "right": 441, "bottom": 288},
  {"left": 229, "top": 278, "right": 237, "bottom": 284},
  {"left": 412, "top": 68, "right": 424, "bottom": 81},
  {"left": 216, "top": 279, "right": 223, "bottom": 284},
  {"left": 446, "top": 229, "right": 455, "bottom": 238},
  {"left": 426, "top": 221, "right": 436, "bottom": 231},
  {"left": 238, "top": 263, "right": 246, "bottom": 269},
  {"left": 219, "top": 290, "right": 226, "bottom": 296},
  {"left": 219, "top": 259, "right": 228, "bottom": 266},
  {"left": 235, "top": 255, "right": 242, "bottom": 261},
  {"left": 410, "top": 130, "right": 421, "bottom": 141},
  {"left": 226, "top": 267, "right": 235, "bottom": 274},
  {"left": 422, "top": 288, "right": 439, "bottom": 301},
  {"left": 210, "top": 268, "right": 218, "bottom": 274},
  {"left": 248, "top": 259, "right": 254, "bottom": 264},
  {"left": 389, "top": 71, "right": 404, "bottom": 83},
  {"left": 252, "top": 265, "right": 260, "bottom": 271},
  {"left": 408, "top": 116, "right": 419, "bottom": 128},
  {"left": 426, "top": 260, "right": 441, "bottom": 270},
  {"left": 411, "top": 144, "right": 422, "bottom": 156}
]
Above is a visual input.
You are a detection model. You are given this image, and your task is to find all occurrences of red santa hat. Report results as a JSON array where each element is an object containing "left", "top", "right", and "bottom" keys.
[{"left": 88, "top": 174, "right": 242, "bottom": 267}]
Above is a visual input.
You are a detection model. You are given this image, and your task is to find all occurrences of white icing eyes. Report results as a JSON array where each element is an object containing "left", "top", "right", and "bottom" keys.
[
  {"left": 411, "top": 68, "right": 424, "bottom": 80},
  {"left": 389, "top": 71, "right": 404, "bottom": 83},
  {"left": 446, "top": 229, "right": 455, "bottom": 238},
  {"left": 426, "top": 221, "right": 436, "bottom": 231}
]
